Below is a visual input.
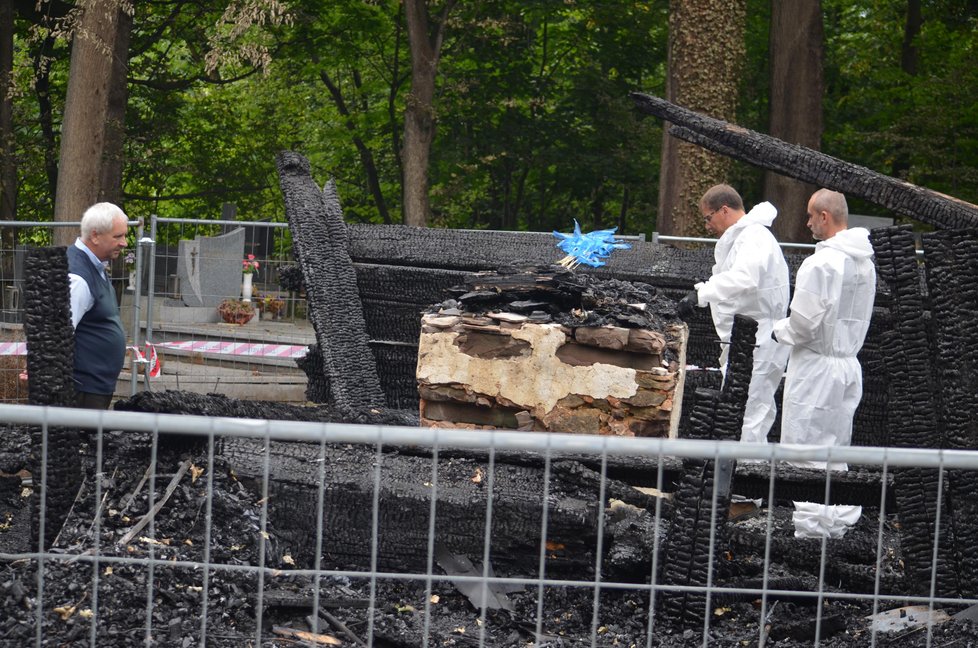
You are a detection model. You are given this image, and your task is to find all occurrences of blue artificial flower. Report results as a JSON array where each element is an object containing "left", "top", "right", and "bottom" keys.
[{"left": 552, "top": 220, "right": 631, "bottom": 268}]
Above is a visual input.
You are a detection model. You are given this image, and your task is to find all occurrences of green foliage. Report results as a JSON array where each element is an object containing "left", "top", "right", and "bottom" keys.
[
  {"left": 822, "top": 0, "right": 978, "bottom": 217},
  {"left": 5, "top": 0, "right": 978, "bottom": 237}
]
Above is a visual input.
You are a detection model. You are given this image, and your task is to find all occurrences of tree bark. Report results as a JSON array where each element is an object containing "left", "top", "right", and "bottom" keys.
[
  {"left": 53, "top": 0, "right": 123, "bottom": 246},
  {"left": 98, "top": 3, "right": 133, "bottom": 207},
  {"left": 631, "top": 92, "right": 978, "bottom": 230},
  {"left": 0, "top": 0, "right": 15, "bottom": 224},
  {"left": 657, "top": 0, "right": 746, "bottom": 237},
  {"left": 764, "top": 0, "right": 823, "bottom": 243},
  {"left": 401, "top": 0, "right": 455, "bottom": 227}
]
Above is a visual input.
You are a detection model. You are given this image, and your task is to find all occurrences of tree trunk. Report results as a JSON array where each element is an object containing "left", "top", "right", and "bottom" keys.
[
  {"left": 402, "top": 0, "right": 455, "bottom": 227},
  {"left": 764, "top": 0, "right": 823, "bottom": 243},
  {"left": 33, "top": 34, "right": 60, "bottom": 203},
  {"left": 98, "top": 3, "right": 133, "bottom": 207},
  {"left": 657, "top": 0, "right": 746, "bottom": 237},
  {"left": 52, "top": 0, "right": 123, "bottom": 246},
  {"left": 901, "top": 0, "right": 922, "bottom": 76},
  {"left": 631, "top": 92, "right": 978, "bottom": 230},
  {"left": 0, "top": 0, "right": 15, "bottom": 225}
]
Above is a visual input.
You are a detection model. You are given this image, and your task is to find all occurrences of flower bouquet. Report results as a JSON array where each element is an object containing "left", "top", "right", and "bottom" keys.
[{"left": 218, "top": 298, "right": 256, "bottom": 325}]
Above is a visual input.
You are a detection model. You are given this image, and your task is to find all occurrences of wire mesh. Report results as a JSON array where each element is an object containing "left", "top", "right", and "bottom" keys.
[
  {"left": 0, "top": 218, "right": 310, "bottom": 406},
  {"left": 2, "top": 404, "right": 978, "bottom": 648}
]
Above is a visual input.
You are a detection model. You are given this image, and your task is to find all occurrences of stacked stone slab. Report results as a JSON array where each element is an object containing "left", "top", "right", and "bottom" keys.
[
  {"left": 415, "top": 266, "right": 688, "bottom": 436},
  {"left": 418, "top": 312, "right": 687, "bottom": 436}
]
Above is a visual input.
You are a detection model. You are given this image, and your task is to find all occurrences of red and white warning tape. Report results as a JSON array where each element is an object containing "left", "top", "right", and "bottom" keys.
[
  {"left": 1, "top": 340, "right": 308, "bottom": 362},
  {"left": 153, "top": 340, "right": 309, "bottom": 359},
  {"left": 129, "top": 344, "right": 162, "bottom": 378},
  {"left": 0, "top": 342, "right": 26, "bottom": 356}
]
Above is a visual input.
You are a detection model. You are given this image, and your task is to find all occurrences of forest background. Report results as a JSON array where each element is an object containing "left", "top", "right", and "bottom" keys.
[{"left": 1, "top": 0, "right": 976, "bottom": 246}]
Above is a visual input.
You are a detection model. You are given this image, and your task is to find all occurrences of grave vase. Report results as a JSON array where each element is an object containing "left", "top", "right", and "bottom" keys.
[
  {"left": 127, "top": 271, "right": 136, "bottom": 291},
  {"left": 242, "top": 273, "right": 253, "bottom": 302}
]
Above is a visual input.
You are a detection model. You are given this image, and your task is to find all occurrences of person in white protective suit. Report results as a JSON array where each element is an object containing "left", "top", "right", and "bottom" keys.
[
  {"left": 677, "top": 184, "right": 791, "bottom": 444},
  {"left": 772, "top": 189, "right": 876, "bottom": 471}
]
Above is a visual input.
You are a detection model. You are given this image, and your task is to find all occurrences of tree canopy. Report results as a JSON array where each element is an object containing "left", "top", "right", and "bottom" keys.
[{"left": 2, "top": 0, "right": 976, "bottom": 235}]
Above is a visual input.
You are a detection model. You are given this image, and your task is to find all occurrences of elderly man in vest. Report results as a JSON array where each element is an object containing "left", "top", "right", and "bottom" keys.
[{"left": 68, "top": 203, "right": 129, "bottom": 409}]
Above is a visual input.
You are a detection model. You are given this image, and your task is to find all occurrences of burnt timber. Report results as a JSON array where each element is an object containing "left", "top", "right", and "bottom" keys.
[{"left": 629, "top": 92, "right": 978, "bottom": 230}]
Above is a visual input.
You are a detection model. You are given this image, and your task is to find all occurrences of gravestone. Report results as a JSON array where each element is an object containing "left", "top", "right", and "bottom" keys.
[{"left": 176, "top": 228, "right": 245, "bottom": 307}]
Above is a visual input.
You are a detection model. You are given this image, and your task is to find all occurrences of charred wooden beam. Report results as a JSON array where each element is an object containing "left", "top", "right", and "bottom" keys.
[
  {"left": 870, "top": 226, "right": 953, "bottom": 597},
  {"left": 114, "top": 389, "right": 419, "bottom": 428},
  {"left": 275, "top": 151, "right": 386, "bottom": 418},
  {"left": 658, "top": 315, "right": 754, "bottom": 625},
  {"left": 219, "top": 436, "right": 668, "bottom": 578},
  {"left": 921, "top": 229, "right": 978, "bottom": 597},
  {"left": 22, "top": 247, "right": 81, "bottom": 549},
  {"left": 630, "top": 92, "right": 978, "bottom": 231}
]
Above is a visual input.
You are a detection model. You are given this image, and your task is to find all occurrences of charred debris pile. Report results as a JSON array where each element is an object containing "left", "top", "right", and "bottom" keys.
[
  {"left": 417, "top": 264, "right": 690, "bottom": 436},
  {"left": 7, "top": 108, "right": 978, "bottom": 644}
]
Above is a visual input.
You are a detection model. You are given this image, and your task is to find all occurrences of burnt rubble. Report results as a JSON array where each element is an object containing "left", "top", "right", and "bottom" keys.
[
  {"left": 4, "top": 421, "right": 978, "bottom": 647},
  {"left": 9, "top": 139, "right": 978, "bottom": 645},
  {"left": 430, "top": 263, "right": 683, "bottom": 333}
]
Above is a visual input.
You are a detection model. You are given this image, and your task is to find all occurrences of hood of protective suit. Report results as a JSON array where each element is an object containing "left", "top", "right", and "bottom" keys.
[
  {"left": 817, "top": 227, "right": 873, "bottom": 259},
  {"left": 740, "top": 201, "right": 778, "bottom": 228}
]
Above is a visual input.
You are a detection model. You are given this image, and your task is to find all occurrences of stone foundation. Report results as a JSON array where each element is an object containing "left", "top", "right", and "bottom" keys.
[{"left": 417, "top": 312, "right": 687, "bottom": 437}]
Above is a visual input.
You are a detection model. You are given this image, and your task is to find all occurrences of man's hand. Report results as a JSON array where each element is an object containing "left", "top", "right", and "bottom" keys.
[{"left": 676, "top": 290, "right": 699, "bottom": 320}]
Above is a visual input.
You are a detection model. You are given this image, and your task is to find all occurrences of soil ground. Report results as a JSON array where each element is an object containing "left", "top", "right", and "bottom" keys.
[{"left": 2, "top": 424, "right": 977, "bottom": 647}]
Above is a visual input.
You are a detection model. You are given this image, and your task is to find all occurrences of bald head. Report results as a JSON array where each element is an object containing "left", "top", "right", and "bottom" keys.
[{"left": 806, "top": 189, "right": 849, "bottom": 241}]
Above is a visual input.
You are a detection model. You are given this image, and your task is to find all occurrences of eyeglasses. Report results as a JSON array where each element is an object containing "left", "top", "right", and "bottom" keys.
[{"left": 703, "top": 206, "right": 724, "bottom": 222}]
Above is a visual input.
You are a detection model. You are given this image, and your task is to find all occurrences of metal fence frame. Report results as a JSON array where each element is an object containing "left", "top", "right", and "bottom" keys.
[
  {"left": 1, "top": 217, "right": 308, "bottom": 403},
  {"left": 2, "top": 402, "right": 978, "bottom": 648}
]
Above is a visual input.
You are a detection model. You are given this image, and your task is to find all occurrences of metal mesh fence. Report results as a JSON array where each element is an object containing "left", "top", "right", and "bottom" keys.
[
  {"left": 0, "top": 218, "right": 310, "bottom": 405},
  {"left": 2, "top": 403, "right": 977, "bottom": 647},
  {"left": 142, "top": 217, "right": 308, "bottom": 402}
]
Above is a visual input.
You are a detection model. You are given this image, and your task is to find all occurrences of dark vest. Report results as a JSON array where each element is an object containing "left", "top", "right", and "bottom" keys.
[{"left": 67, "top": 245, "right": 126, "bottom": 395}]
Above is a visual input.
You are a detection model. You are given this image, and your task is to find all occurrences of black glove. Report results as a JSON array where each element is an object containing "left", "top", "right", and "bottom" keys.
[{"left": 676, "top": 290, "right": 699, "bottom": 320}]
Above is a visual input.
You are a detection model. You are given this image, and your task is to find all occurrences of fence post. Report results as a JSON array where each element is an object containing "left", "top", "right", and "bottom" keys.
[
  {"left": 130, "top": 218, "right": 145, "bottom": 397},
  {"left": 142, "top": 215, "right": 159, "bottom": 390}
]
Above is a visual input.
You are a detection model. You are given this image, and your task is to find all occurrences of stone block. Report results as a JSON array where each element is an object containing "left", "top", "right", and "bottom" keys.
[
  {"left": 417, "top": 314, "right": 688, "bottom": 437},
  {"left": 176, "top": 228, "right": 246, "bottom": 307}
]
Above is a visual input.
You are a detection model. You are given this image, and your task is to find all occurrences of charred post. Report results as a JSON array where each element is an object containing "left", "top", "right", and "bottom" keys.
[
  {"left": 275, "top": 151, "right": 386, "bottom": 418},
  {"left": 870, "top": 225, "right": 953, "bottom": 596},
  {"left": 22, "top": 247, "right": 81, "bottom": 549}
]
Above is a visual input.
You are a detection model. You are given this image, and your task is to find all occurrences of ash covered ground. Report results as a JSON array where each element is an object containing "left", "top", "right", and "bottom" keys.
[{"left": 2, "top": 423, "right": 978, "bottom": 647}]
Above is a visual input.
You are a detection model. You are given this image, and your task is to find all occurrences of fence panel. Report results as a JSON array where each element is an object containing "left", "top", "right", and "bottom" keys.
[
  {"left": 2, "top": 403, "right": 978, "bottom": 648},
  {"left": 0, "top": 217, "right": 310, "bottom": 405}
]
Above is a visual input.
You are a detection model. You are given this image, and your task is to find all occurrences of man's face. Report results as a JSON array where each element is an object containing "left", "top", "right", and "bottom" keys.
[
  {"left": 806, "top": 198, "right": 828, "bottom": 241},
  {"left": 701, "top": 204, "right": 728, "bottom": 236},
  {"left": 89, "top": 217, "right": 128, "bottom": 262}
]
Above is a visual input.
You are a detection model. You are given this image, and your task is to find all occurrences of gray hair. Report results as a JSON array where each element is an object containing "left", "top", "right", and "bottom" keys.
[
  {"left": 700, "top": 184, "right": 745, "bottom": 212},
  {"left": 80, "top": 202, "right": 127, "bottom": 241},
  {"left": 810, "top": 189, "right": 848, "bottom": 224}
]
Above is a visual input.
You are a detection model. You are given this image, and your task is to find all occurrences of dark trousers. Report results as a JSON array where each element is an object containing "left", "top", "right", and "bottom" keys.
[{"left": 75, "top": 391, "right": 113, "bottom": 410}]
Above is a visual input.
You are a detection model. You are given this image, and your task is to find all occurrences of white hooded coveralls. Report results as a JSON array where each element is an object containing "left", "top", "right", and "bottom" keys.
[
  {"left": 772, "top": 227, "right": 876, "bottom": 470},
  {"left": 694, "top": 202, "right": 790, "bottom": 444}
]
